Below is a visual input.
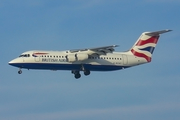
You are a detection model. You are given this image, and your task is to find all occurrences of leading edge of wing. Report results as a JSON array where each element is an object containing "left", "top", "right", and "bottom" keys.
[{"left": 69, "top": 45, "right": 119, "bottom": 53}]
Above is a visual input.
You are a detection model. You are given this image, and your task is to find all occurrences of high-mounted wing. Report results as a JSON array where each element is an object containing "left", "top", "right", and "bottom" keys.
[{"left": 69, "top": 45, "right": 119, "bottom": 55}]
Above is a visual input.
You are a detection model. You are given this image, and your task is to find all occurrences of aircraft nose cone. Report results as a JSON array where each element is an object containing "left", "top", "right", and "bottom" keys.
[
  {"left": 8, "top": 58, "right": 20, "bottom": 66},
  {"left": 8, "top": 60, "right": 15, "bottom": 65},
  {"left": 8, "top": 58, "right": 24, "bottom": 68}
]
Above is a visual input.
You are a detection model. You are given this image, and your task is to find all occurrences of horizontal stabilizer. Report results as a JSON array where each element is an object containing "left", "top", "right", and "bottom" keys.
[{"left": 145, "top": 29, "right": 172, "bottom": 36}]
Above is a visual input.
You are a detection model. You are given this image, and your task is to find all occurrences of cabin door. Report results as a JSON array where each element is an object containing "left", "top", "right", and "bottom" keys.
[
  {"left": 33, "top": 53, "right": 40, "bottom": 62},
  {"left": 123, "top": 55, "right": 128, "bottom": 65}
]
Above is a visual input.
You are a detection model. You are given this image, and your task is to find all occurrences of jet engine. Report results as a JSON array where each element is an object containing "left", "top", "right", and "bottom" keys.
[
  {"left": 67, "top": 54, "right": 76, "bottom": 62},
  {"left": 67, "top": 53, "right": 88, "bottom": 62},
  {"left": 76, "top": 53, "right": 88, "bottom": 61}
]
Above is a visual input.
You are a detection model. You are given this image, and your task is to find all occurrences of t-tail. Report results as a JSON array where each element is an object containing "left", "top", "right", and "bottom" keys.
[{"left": 129, "top": 29, "right": 172, "bottom": 62}]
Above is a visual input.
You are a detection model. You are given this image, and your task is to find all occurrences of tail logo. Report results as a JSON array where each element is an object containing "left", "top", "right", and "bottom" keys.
[{"left": 131, "top": 36, "right": 159, "bottom": 62}]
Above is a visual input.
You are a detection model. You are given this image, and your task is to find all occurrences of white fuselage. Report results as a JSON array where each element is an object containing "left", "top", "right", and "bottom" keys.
[{"left": 9, "top": 50, "right": 147, "bottom": 72}]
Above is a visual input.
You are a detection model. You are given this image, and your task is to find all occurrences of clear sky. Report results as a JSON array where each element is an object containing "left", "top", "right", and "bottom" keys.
[{"left": 1, "top": 0, "right": 180, "bottom": 120}]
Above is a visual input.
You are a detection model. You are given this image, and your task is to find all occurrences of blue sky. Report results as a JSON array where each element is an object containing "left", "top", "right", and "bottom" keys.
[{"left": 1, "top": 0, "right": 180, "bottom": 120}]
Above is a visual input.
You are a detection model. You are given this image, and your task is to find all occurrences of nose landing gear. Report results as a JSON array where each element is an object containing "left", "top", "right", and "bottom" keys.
[{"left": 18, "top": 69, "right": 22, "bottom": 74}]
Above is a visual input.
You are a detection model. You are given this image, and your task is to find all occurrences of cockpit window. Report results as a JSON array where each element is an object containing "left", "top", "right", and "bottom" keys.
[
  {"left": 19, "top": 55, "right": 24, "bottom": 57},
  {"left": 19, "top": 54, "right": 30, "bottom": 57}
]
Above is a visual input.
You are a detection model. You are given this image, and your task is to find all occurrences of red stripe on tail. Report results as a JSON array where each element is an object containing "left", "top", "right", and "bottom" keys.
[
  {"left": 136, "top": 36, "right": 159, "bottom": 46},
  {"left": 131, "top": 49, "right": 151, "bottom": 62}
]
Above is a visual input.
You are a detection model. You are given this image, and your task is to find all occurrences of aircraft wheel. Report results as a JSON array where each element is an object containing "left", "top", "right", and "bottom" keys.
[
  {"left": 74, "top": 73, "right": 81, "bottom": 79},
  {"left": 18, "top": 70, "right": 22, "bottom": 74},
  {"left": 84, "top": 70, "right": 90, "bottom": 76}
]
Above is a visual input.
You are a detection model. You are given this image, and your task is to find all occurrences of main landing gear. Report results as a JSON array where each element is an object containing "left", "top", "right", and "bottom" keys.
[
  {"left": 71, "top": 70, "right": 81, "bottom": 79},
  {"left": 84, "top": 70, "right": 90, "bottom": 76},
  {"left": 75, "top": 72, "right": 81, "bottom": 79},
  {"left": 71, "top": 70, "right": 91, "bottom": 79}
]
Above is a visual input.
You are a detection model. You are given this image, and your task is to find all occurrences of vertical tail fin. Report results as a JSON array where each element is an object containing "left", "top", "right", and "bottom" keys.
[{"left": 130, "top": 29, "right": 172, "bottom": 62}]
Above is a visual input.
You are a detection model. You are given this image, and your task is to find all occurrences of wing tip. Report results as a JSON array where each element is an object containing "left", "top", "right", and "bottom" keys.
[{"left": 113, "top": 45, "right": 119, "bottom": 47}]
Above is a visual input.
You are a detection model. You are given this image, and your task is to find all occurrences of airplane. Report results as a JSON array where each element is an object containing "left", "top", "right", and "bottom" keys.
[{"left": 9, "top": 29, "right": 172, "bottom": 79}]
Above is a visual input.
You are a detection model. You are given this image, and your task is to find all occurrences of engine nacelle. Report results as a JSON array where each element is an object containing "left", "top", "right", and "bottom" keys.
[
  {"left": 67, "top": 53, "right": 88, "bottom": 62},
  {"left": 67, "top": 54, "right": 76, "bottom": 62},
  {"left": 76, "top": 53, "right": 88, "bottom": 61}
]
